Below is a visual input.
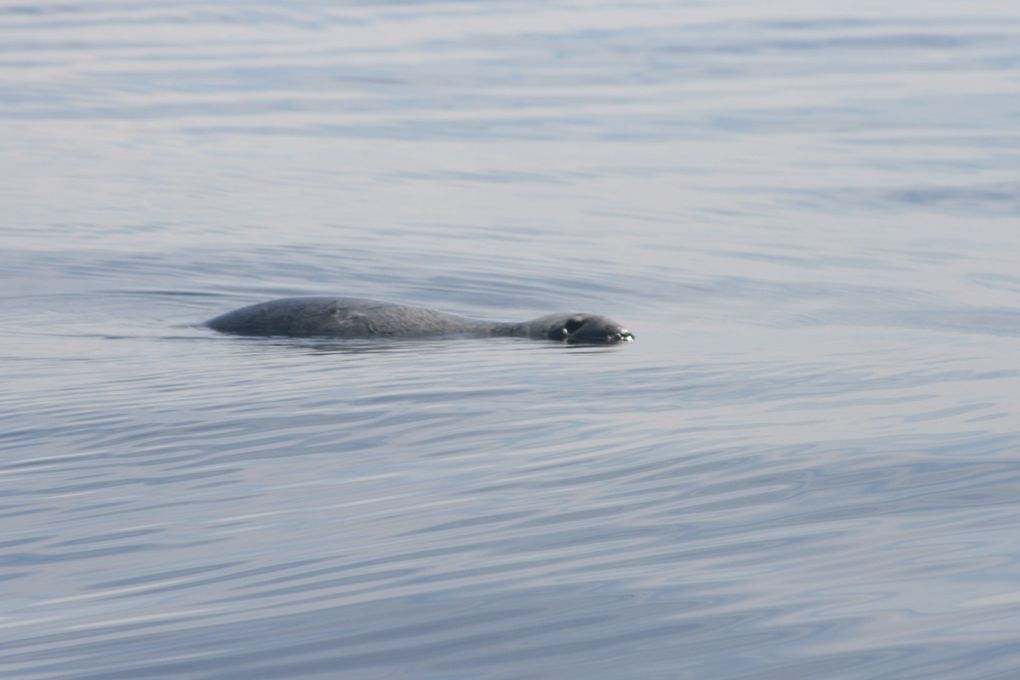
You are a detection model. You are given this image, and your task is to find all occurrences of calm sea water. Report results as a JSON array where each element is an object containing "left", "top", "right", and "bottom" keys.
[{"left": 2, "top": 1, "right": 1019, "bottom": 678}]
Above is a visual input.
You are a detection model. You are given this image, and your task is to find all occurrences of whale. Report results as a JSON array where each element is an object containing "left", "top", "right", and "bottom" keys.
[{"left": 207, "top": 297, "right": 634, "bottom": 344}]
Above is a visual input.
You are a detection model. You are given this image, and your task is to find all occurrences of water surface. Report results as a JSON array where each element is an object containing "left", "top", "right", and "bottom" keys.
[{"left": 2, "top": 1, "right": 1020, "bottom": 678}]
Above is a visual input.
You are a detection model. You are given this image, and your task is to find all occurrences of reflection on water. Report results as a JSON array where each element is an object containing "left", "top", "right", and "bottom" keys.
[{"left": 2, "top": 0, "right": 1020, "bottom": 678}]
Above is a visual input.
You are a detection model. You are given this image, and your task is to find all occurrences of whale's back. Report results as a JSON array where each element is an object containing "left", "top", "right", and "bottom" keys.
[{"left": 207, "top": 297, "right": 485, "bottom": 338}]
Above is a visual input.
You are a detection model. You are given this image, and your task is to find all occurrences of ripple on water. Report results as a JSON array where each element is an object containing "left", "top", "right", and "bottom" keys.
[{"left": 3, "top": 0, "right": 1020, "bottom": 678}]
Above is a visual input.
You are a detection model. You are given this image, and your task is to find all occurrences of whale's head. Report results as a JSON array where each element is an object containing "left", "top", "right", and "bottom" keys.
[{"left": 533, "top": 314, "right": 634, "bottom": 344}]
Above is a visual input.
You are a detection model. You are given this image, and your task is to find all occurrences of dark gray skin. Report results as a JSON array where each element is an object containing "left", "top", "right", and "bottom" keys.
[{"left": 207, "top": 297, "right": 634, "bottom": 344}]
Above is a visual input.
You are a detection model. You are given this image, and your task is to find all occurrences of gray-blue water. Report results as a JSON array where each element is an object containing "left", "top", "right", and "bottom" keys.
[{"left": 2, "top": 1, "right": 1019, "bottom": 678}]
